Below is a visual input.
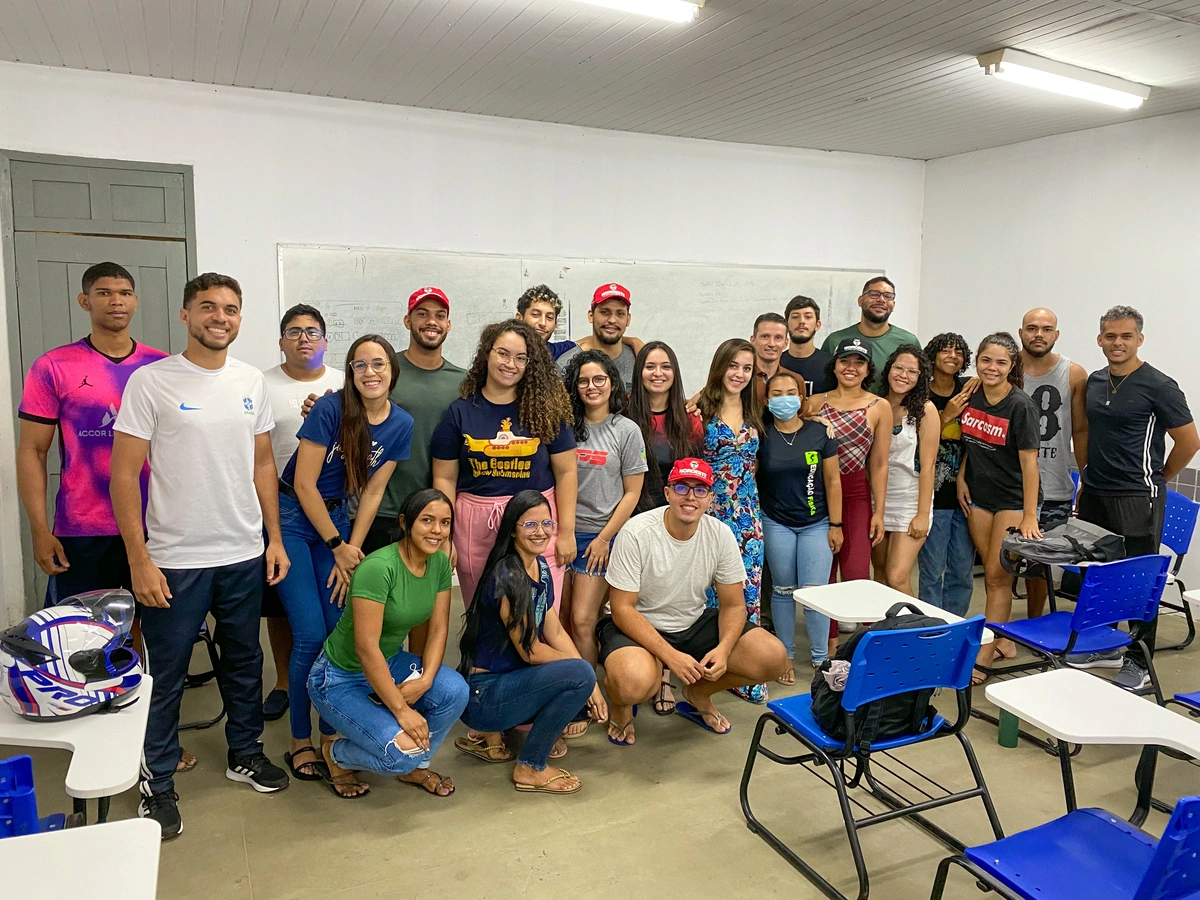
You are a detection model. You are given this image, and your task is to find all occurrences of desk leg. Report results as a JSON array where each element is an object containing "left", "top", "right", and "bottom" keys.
[
  {"left": 96, "top": 796, "right": 111, "bottom": 824},
  {"left": 72, "top": 797, "right": 88, "bottom": 825},
  {"left": 1057, "top": 739, "right": 1078, "bottom": 813}
]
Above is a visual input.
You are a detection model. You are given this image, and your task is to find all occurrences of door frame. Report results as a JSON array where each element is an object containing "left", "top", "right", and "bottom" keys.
[{"left": 0, "top": 151, "right": 197, "bottom": 620}]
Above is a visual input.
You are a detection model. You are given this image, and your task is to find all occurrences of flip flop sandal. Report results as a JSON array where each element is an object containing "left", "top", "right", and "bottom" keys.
[
  {"left": 776, "top": 665, "right": 796, "bottom": 686},
  {"left": 176, "top": 749, "right": 197, "bottom": 773},
  {"left": 324, "top": 772, "right": 370, "bottom": 799},
  {"left": 675, "top": 701, "right": 731, "bottom": 735},
  {"left": 400, "top": 770, "right": 455, "bottom": 797},
  {"left": 454, "top": 735, "right": 514, "bottom": 763},
  {"left": 607, "top": 706, "right": 638, "bottom": 746},
  {"left": 653, "top": 674, "right": 676, "bottom": 716},
  {"left": 515, "top": 771, "right": 582, "bottom": 794},
  {"left": 549, "top": 739, "right": 568, "bottom": 760},
  {"left": 285, "top": 746, "right": 330, "bottom": 782},
  {"left": 562, "top": 720, "right": 590, "bottom": 740}
]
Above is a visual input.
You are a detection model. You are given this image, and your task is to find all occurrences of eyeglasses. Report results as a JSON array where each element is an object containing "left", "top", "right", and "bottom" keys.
[
  {"left": 492, "top": 348, "right": 529, "bottom": 368},
  {"left": 284, "top": 327, "right": 325, "bottom": 341},
  {"left": 892, "top": 366, "right": 921, "bottom": 377},
  {"left": 577, "top": 374, "right": 610, "bottom": 389},
  {"left": 670, "top": 483, "right": 711, "bottom": 498},
  {"left": 350, "top": 358, "right": 389, "bottom": 374},
  {"left": 518, "top": 518, "right": 558, "bottom": 535},
  {"left": 865, "top": 290, "right": 896, "bottom": 301}
]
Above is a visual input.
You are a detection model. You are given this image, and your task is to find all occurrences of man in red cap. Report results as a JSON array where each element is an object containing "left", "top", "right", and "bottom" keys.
[
  {"left": 555, "top": 283, "right": 643, "bottom": 394},
  {"left": 597, "top": 457, "right": 787, "bottom": 744}
]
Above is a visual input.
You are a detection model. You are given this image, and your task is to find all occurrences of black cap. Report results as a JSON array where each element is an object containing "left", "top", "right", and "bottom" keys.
[{"left": 834, "top": 337, "right": 872, "bottom": 360}]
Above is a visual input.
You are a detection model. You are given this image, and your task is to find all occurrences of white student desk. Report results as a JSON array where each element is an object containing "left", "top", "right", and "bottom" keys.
[
  {"left": 0, "top": 676, "right": 153, "bottom": 824},
  {"left": 794, "top": 580, "right": 995, "bottom": 643},
  {"left": 0, "top": 818, "right": 160, "bottom": 899},
  {"left": 985, "top": 668, "right": 1200, "bottom": 817}
]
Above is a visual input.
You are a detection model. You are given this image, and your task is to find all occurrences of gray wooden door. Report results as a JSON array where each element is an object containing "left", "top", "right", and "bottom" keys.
[{"left": 6, "top": 155, "right": 193, "bottom": 608}]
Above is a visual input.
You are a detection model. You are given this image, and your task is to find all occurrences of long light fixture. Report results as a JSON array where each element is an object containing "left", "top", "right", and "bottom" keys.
[
  {"left": 977, "top": 48, "right": 1151, "bottom": 110},
  {"left": 573, "top": 0, "right": 702, "bottom": 23}
]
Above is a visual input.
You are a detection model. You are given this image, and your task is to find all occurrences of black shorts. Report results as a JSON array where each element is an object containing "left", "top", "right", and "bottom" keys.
[
  {"left": 45, "top": 535, "right": 132, "bottom": 607},
  {"left": 596, "top": 607, "right": 757, "bottom": 665},
  {"left": 1077, "top": 489, "right": 1166, "bottom": 557},
  {"left": 357, "top": 515, "right": 401, "bottom": 557}
]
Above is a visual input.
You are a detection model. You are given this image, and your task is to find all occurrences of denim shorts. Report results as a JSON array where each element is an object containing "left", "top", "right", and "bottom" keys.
[{"left": 568, "top": 532, "right": 613, "bottom": 576}]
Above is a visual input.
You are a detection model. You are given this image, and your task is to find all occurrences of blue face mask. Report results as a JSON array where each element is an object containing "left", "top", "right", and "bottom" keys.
[{"left": 767, "top": 395, "right": 802, "bottom": 421}]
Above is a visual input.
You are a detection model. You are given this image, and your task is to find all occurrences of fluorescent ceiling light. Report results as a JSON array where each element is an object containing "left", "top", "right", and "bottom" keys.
[
  {"left": 977, "top": 48, "right": 1151, "bottom": 110},
  {"left": 573, "top": 0, "right": 702, "bottom": 23}
]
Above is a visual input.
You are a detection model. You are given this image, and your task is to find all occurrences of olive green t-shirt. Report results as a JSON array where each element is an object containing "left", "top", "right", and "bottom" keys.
[
  {"left": 322, "top": 545, "right": 452, "bottom": 673},
  {"left": 820, "top": 323, "right": 921, "bottom": 395}
]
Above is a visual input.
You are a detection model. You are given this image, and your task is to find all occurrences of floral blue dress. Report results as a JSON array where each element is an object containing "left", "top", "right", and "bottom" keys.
[{"left": 704, "top": 416, "right": 766, "bottom": 703}]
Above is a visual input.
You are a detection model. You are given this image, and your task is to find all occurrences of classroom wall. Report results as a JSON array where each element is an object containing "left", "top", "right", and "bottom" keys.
[
  {"left": 921, "top": 108, "right": 1200, "bottom": 590},
  {"left": 0, "top": 62, "right": 926, "bottom": 621}
]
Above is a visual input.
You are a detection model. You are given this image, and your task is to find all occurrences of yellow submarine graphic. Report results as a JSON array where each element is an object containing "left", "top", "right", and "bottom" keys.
[{"left": 464, "top": 418, "right": 541, "bottom": 458}]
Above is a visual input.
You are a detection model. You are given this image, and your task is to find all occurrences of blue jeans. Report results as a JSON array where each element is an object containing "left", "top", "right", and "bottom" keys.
[
  {"left": 308, "top": 650, "right": 468, "bottom": 775},
  {"left": 276, "top": 492, "right": 350, "bottom": 741},
  {"left": 461, "top": 660, "right": 595, "bottom": 770},
  {"left": 918, "top": 508, "right": 975, "bottom": 617},
  {"left": 761, "top": 513, "right": 833, "bottom": 665}
]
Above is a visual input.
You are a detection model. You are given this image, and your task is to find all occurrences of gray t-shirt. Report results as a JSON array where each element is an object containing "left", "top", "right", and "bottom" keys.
[
  {"left": 606, "top": 507, "right": 746, "bottom": 633},
  {"left": 1023, "top": 355, "right": 1075, "bottom": 503},
  {"left": 557, "top": 342, "right": 637, "bottom": 395},
  {"left": 575, "top": 414, "right": 649, "bottom": 533}
]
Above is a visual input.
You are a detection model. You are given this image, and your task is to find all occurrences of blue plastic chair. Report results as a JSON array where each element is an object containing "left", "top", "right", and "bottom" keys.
[
  {"left": 1157, "top": 490, "right": 1199, "bottom": 652},
  {"left": 988, "top": 554, "right": 1170, "bottom": 702},
  {"left": 740, "top": 615, "right": 1002, "bottom": 900},
  {"left": 930, "top": 795, "right": 1200, "bottom": 900},
  {"left": 0, "top": 755, "right": 65, "bottom": 838}
]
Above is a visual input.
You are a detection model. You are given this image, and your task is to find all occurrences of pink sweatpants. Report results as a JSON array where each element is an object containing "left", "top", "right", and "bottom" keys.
[{"left": 453, "top": 487, "right": 565, "bottom": 610}]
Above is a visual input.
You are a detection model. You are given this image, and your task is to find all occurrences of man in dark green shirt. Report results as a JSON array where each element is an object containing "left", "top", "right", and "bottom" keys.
[{"left": 820, "top": 276, "right": 919, "bottom": 395}]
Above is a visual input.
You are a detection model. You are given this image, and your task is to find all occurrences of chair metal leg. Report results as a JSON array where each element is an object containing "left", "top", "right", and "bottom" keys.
[
  {"left": 1131, "top": 745, "right": 1158, "bottom": 827},
  {"left": 1156, "top": 583, "right": 1196, "bottom": 652},
  {"left": 179, "top": 629, "right": 227, "bottom": 732},
  {"left": 1057, "top": 735, "right": 1078, "bottom": 813},
  {"left": 1135, "top": 639, "right": 1166, "bottom": 706},
  {"left": 929, "top": 855, "right": 1026, "bottom": 900}
]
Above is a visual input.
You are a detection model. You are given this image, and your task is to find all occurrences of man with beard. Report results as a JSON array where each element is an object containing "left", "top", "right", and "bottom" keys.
[
  {"left": 779, "top": 294, "right": 835, "bottom": 402},
  {"left": 556, "top": 283, "right": 637, "bottom": 392},
  {"left": 1019, "top": 307, "right": 1088, "bottom": 618},
  {"left": 820, "top": 277, "right": 918, "bottom": 394},
  {"left": 358, "top": 286, "right": 465, "bottom": 555},
  {"left": 112, "top": 272, "right": 291, "bottom": 839}
]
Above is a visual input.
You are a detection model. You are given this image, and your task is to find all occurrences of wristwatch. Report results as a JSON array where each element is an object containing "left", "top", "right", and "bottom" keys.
[{"left": 325, "top": 535, "right": 344, "bottom": 550}]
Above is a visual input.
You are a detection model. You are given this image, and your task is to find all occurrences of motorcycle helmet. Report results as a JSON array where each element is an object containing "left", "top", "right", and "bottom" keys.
[{"left": 0, "top": 589, "right": 143, "bottom": 719}]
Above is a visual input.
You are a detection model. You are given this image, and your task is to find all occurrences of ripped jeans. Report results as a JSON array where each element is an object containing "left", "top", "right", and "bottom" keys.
[{"left": 307, "top": 649, "right": 468, "bottom": 776}]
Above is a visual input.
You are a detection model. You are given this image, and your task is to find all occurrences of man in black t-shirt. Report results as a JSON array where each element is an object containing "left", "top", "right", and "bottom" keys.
[
  {"left": 779, "top": 295, "right": 835, "bottom": 405},
  {"left": 1071, "top": 305, "right": 1200, "bottom": 690}
]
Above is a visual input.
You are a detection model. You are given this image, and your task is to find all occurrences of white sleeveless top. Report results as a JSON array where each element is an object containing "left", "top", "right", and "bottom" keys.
[{"left": 883, "top": 417, "right": 929, "bottom": 532}]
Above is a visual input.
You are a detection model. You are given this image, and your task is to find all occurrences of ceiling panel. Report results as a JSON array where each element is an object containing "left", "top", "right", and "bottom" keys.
[{"left": 2, "top": 0, "right": 1199, "bottom": 159}]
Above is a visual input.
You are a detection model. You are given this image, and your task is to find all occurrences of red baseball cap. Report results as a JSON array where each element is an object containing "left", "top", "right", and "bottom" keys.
[
  {"left": 408, "top": 286, "right": 450, "bottom": 312},
  {"left": 668, "top": 457, "right": 714, "bottom": 487},
  {"left": 592, "top": 283, "right": 631, "bottom": 308}
]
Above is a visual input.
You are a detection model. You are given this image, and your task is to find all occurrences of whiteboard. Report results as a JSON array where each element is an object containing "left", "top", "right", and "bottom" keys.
[{"left": 279, "top": 245, "right": 879, "bottom": 393}]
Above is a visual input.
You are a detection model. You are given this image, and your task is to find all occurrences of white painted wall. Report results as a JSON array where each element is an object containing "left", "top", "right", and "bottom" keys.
[{"left": 0, "top": 62, "right": 926, "bottom": 622}]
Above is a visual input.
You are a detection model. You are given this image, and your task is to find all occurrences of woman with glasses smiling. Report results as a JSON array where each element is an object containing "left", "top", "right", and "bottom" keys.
[
  {"left": 455, "top": 490, "right": 604, "bottom": 791},
  {"left": 275, "top": 333, "right": 414, "bottom": 792},
  {"left": 431, "top": 320, "right": 576, "bottom": 613}
]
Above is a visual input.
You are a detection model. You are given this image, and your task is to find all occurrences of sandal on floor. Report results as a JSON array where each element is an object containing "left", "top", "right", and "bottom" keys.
[
  {"left": 176, "top": 749, "right": 197, "bottom": 773},
  {"left": 284, "top": 746, "right": 330, "bottom": 782},
  {"left": 400, "top": 770, "right": 455, "bottom": 797},
  {"left": 454, "top": 734, "right": 514, "bottom": 763},
  {"left": 562, "top": 720, "right": 590, "bottom": 740},
  {"left": 675, "top": 701, "right": 731, "bottom": 735},
  {"left": 514, "top": 770, "right": 581, "bottom": 794},
  {"left": 607, "top": 713, "right": 636, "bottom": 747},
  {"left": 653, "top": 671, "right": 676, "bottom": 716},
  {"left": 971, "top": 668, "right": 990, "bottom": 687},
  {"left": 324, "top": 771, "right": 370, "bottom": 799},
  {"left": 776, "top": 662, "right": 796, "bottom": 686},
  {"left": 549, "top": 738, "right": 568, "bottom": 760}
]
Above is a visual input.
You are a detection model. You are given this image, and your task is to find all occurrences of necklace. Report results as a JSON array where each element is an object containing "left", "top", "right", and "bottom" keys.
[{"left": 1106, "top": 370, "right": 1132, "bottom": 406}]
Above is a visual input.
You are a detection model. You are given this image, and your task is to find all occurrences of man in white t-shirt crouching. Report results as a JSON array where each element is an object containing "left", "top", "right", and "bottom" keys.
[{"left": 598, "top": 458, "right": 787, "bottom": 745}]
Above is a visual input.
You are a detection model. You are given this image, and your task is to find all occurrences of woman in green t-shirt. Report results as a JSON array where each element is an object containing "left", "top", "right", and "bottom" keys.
[{"left": 308, "top": 489, "right": 468, "bottom": 799}]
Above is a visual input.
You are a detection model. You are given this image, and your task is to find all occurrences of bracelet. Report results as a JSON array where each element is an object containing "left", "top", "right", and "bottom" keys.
[{"left": 828, "top": 522, "right": 844, "bottom": 528}]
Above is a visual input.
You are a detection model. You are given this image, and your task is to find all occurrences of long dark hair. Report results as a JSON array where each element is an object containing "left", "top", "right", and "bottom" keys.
[
  {"left": 396, "top": 488, "right": 453, "bottom": 552},
  {"left": 881, "top": 344, "right": 931, "bottom": 425},
  {"left": 457, "top": 490, "right": 551, "bottom": 675},
  {"left": 627, "top": 341, "right": 699, "bottom": 506},
  {"left": 341, "top": 334, "right": 400, "bottom": 496},
  {"left": 563, "top": 349, "right": 626, "bottom": 442},
  {"left": 459, "top": 320, "right": 571, "bottom": 444},
  {"left": 977, "top": 332, "right": 1024, "bottom": 389},
  {"left": 697, "top": 338, "right": 764, "bottom": 435}
]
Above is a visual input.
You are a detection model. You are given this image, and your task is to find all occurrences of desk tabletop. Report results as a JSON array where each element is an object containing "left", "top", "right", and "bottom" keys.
[
  {"left": 0, "top": 676, "right": 153, "bottom": 798},
  {"left": 794, "top": 581, "right": 994, "bottom": 642},
  {"left": 0, "top": 818, "right": 160, "bottom": 898},
  {"left": 985, "top": 668, "right": 1200, "bottom": 757}
]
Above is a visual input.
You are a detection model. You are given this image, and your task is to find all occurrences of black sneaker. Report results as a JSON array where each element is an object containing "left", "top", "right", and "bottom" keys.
[
  {"left": 138, "top": 790, "right": 182, "bottom": 841},
  {"left": 226, "top": 749, "right": 290, "bottom": 792}
]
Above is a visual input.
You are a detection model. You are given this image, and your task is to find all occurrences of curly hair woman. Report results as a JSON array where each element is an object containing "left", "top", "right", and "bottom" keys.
[
  {"left": 917, "top": 333, "right": 979, "bottom": 616},
  {"left": 431, "top": 319, "right": 576, "bottom": 610},
  {"left": 870, "top": 344, "right": 939, "bottom": 596}
]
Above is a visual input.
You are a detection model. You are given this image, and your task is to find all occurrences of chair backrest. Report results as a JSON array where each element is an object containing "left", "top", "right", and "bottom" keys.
[
  {"left": 1070, "top": 468, "right": 1081, "bottom": 502},
  {"left": 840, "top": 615, "right": 986, "bottom": 712},
  {"left": 1160, "top": 489, "right": 1199, "bottom": 558},
  {"left": 1133, "top": 795, "right": 1200, "bottom": 900},
  {"left": 1069, "top": 554, "right": 1170, "bottom": 633}
]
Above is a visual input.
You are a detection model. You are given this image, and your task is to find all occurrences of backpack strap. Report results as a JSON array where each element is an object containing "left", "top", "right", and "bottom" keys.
[{"left": 885, "top": 602, "right": 926, "bottom": 619}]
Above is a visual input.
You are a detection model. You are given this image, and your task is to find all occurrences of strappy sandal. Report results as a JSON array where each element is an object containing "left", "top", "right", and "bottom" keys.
[
  {"left": 653, "top": 669, "right": 676, "bottom": 716},
  {"left": 514, "top": 770, "right": 582, "bottom": 794},
  {"left": 399, "top": 770, "right": 455, "bottom": 797},
  {"left": 324, "top": 771, "right": 370, "bottom": 799},
  {"left": 776, "top": 662, "right": 796, "bottom": 686},
  {"left": 454, "top": 734, "right": 514, "bottom": 763},
  {"left": 971, "top": 668, "right": 990, "bottom": 687},
  {"left": 284, "top": 745, "right": 329, "bottom": 782}
]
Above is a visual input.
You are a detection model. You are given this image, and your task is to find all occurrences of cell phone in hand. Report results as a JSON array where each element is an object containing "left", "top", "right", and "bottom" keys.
[{"left": 367, "top": 665, "right": 424, "bottom": 705}]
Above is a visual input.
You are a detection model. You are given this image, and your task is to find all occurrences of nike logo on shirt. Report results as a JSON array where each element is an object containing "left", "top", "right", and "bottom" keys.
[{"left": 179, "top": 403, "right": 202, "bottom": 410}]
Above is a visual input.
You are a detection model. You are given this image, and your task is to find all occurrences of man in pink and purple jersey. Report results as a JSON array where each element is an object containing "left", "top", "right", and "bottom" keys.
[{"left": 17, "top": 262, "right": 168, "bottom": 605}]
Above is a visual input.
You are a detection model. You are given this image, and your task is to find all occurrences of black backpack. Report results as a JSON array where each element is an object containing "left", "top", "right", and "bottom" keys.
[{"left": 810, "top": 602, "right": 947, "bottom": 751}]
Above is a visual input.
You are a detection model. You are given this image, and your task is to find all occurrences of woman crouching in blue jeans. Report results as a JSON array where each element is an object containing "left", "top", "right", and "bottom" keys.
[
  {"left": 455, "top": 490, "right": 607, "bottom": 794},
  {"left": 308, "top": 489, "right": 468, "bottom": 799}
]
